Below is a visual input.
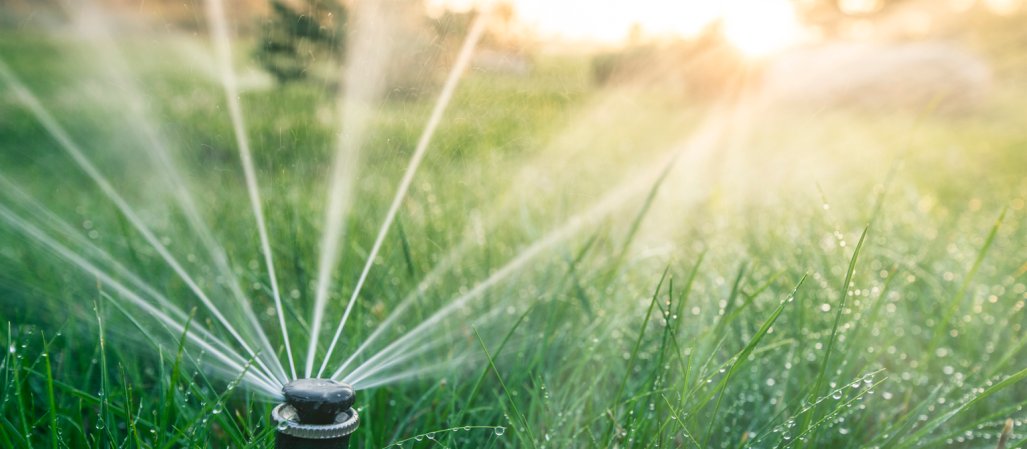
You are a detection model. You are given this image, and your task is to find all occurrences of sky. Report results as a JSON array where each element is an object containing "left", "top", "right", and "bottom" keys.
[
  {"left": 428, "top": 0, "right": 1025, "bottom": 55},
  {"left": 428, "top": 0, "right": 807, "bottom": 55}
]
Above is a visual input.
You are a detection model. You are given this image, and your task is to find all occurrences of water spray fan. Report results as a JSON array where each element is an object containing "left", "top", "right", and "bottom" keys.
[{"left": 273, "top": 379, "right": 359, "bottom": 449}]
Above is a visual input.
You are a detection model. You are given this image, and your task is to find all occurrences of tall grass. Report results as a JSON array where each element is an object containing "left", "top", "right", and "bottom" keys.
[{"left": 1, "top": 28, "right": 1026, "bottom": 449}]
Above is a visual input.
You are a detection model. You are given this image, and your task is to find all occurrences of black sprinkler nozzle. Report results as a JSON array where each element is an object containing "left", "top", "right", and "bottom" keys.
[
  {"left": 282, "top": 379, "right": 355, "bottom": 424},
  {"left": 273, "top": 379, "right": 358, "bottom": 449}
]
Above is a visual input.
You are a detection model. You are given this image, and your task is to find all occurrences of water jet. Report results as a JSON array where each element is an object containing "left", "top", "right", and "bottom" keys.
[{"left": 272, "top": 379, "right": 359, "bottom": 449}]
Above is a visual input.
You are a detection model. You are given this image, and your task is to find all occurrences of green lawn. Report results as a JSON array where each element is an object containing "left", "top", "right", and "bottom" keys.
[{"left": 1, "top": 27, "right": 1026, "bottom": 449}]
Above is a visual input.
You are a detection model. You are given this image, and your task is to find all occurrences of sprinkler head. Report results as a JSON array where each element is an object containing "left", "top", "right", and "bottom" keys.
[{"left": 273, "top": 379, "right": 359, "bottom": 449}]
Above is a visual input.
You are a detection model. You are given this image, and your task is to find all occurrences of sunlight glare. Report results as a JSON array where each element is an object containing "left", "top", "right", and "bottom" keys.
[
  {"left": 721, "top": 0, "right": 805, "bottom": 56},
  {"left": 985, "top": 0, "right": 1024, "bottom": 15},
  {"left": 433, "top": 0, "right": 808, "bottom": 56},
  {"left": 431, "top": 0, "right": 720, "bottom": 42}
]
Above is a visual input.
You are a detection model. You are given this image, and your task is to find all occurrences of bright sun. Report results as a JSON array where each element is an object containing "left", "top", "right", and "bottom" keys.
[
  {"left": 720, "top": 0, "right": 805, "bottom": 56},
  {"left": 432, "top": 0, "right": 807, "bottom": 56}
]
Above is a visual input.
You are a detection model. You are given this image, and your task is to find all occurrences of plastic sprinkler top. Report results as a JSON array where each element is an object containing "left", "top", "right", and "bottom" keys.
[{"left": 273, "top": 379, "right": 359, "bottom": 449}]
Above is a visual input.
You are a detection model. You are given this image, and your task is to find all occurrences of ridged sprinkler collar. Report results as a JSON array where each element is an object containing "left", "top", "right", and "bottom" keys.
[{"left": 274, "top": 379, "right": 358, "bottom": 449}]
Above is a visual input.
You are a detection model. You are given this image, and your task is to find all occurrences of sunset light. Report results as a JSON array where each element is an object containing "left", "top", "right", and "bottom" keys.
[
  {"left": 432, "top": 0, "right": 808, "bottom": 55},
  {"left": 721, "top": 0, "right": 806, "bottom": 55}
]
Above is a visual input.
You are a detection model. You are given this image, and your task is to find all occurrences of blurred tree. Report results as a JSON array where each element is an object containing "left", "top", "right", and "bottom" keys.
[
  {"left": 429, "top": 9, "right": 472, "bottom": 45},
  {"left": 254, "top": 0, "right": 347, "bottom": 85},
  {"left": 591, "top": 22, "right": 745, "bottom": 99},
  {"left": 428, "top": 2, "right": 527, "bottom": 52},
  {"left": 795, "top": 0, "right": 909, "bottom": 36}
]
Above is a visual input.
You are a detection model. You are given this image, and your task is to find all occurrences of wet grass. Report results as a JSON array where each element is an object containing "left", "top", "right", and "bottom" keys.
[{"left": 1, "top": 28, "right": 1027, "bottom": 449}]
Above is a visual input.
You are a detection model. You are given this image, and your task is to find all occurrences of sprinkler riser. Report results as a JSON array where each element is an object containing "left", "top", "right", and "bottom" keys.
[
  {"left": 274, "top": 379, "right": 358, "bottom": 449},
  {"left": 275, "top": 432, "right": 351, "bottom": 449}
]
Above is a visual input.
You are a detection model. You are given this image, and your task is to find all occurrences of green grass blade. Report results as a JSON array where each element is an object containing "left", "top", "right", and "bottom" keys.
[
  {"left": 701, "top": 274, "right": 807, "bottom": 446},
  {"left": 802, "top": 224, "right": 869, "bottom": 446},
  {"left": 928, "top": 207, "right": 1007, "bottom": 354},
  {"left": 42, "top": 334, "right": 58, "bottom": 449},
  {"left": 473, "top": 327, "right": 538, "bottom": 449}
]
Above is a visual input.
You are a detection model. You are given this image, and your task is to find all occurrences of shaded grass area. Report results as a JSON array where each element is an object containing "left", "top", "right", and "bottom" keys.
[{"left": 1, "top": 29, "right": 1027, "bottom": 449}]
